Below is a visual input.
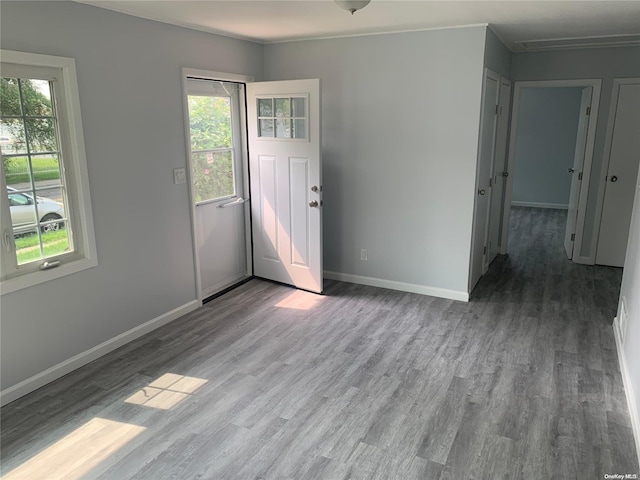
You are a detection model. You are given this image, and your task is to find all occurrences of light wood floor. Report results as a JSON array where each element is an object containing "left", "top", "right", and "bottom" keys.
[{"left": 1, "top": 207, "right": 638, "bottom": 479}]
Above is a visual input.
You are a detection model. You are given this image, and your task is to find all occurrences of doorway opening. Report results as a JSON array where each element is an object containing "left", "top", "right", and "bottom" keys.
[
  {"left": 182, "top": 70, "right": 254, "bottom": 303},
  {"left": 501, "top": 79, "right": 602, "bottom": 265}
]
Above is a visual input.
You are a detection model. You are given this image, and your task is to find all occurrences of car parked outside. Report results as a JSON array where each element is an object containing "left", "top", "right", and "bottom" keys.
[{"left": 7, "top": 187, "right": 64, "bottom": 235}]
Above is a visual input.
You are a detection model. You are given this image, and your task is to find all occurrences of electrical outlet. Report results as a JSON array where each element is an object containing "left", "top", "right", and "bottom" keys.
[
  {"left": 360, "top": 249, "right": 368, "bottom": 261},
  {"left": 173, "top": 167, "right": 186, "bottom": 185}
]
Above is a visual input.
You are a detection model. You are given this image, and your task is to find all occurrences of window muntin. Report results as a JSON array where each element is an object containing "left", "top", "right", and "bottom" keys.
[
  {"left": 0, "top": 50, "right": 97, "bottom": 294},
  {"left": 1, "top": 76, "right": 72, "bottom": 266},
  {"left": 187, "top": 94, "right": 236, "bottom": 203},
  {"left": 257, "top": 96, "right": 308, "bottom": 139}
]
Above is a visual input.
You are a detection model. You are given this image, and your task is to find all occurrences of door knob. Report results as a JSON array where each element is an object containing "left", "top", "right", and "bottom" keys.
[
  {"left": 478, "top": 189, "right": 486, "bottom": 195},
  {"left": 309, "top": 200, "right": 319, "bottom": 207},
  {"left": 610, "top": 175, "right": 618, "bottom": 183},
  {"left": 568, "top": 168, "right": 575, "bottom": 173},
  {"left": 311, "top": 185, "right": 319, "bottom": 192}
]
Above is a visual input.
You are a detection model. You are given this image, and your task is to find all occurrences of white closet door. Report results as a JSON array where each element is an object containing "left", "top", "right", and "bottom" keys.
[{"left": 596, "top": 81, "right": 640, "bottom": 267}]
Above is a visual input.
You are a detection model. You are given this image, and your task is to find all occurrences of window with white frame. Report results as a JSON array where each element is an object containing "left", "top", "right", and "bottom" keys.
[{"left": 0, "top": 50, "right": 97, "bottom": 294}]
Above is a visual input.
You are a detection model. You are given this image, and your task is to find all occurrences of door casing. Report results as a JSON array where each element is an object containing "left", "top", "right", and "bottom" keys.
[
  {"left": 469, "top": 68, "right": 500, "bottom": 292},
  {"left": 181, "top": 68, "right": 254, "bottom": 304},
  {"left": 500, "top": 79, "right": 602, "bottom": 265}
]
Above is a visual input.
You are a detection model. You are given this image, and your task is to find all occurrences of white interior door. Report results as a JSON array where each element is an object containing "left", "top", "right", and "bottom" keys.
[
  {"left": 487, "top": 78, "right": 511, "bottom": 265},
  {"left": 596, "top": 81, "right": 640, "bottom": 267},
  {"left": 564, "top": 87, "right": 592, "bottom": 259},
  {"left": 470, "top": 69, "right": 500, "bottom": 291},
  {"left": 247, "top": 79, "right": 323, "bottom": 293},
  {"left": 186, "top": 79, "right": 251, "bottom": 299}
]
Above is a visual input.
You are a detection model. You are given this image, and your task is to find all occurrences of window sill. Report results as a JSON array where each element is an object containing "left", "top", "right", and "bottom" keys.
[{"left": 0, "top": 256, "right": 98, "bottom": 296}]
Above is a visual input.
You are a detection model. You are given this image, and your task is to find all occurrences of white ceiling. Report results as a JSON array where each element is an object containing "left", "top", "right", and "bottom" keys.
[{"left": 77, "top": 1, "right": 640, "bottom": 51}]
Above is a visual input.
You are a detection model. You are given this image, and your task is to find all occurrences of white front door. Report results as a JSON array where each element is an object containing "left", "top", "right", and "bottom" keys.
[
  {"left": 247, "top": 79, "right": 323, "bottom": 293},
  {"left": 470, "top": 69, "right": 500, "bottom": 291},
  {"left": 186, "top": 79, "right": 251, "bottom": 299},
  {"left": 487, "top": 78, "right": 511, "bottom": 265},
  {"left": 596, "top": 80, "right": 640, "bottom": 267},
  {"left": 564, "top": 87, "right": 592, "bottom": 259}
]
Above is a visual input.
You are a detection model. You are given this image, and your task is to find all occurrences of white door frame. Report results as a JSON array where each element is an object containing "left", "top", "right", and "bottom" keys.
[
  {"left": 489, "top": 77, "right": 512, "bottom": 261},
  {"left": 181, "top": 68, "right": 254, "bottom": 304},
  {"left": 469, "top": 68, "right": 501, "bottom": 292},
  {"left": 592, "top": 77, "right": 640, "bottom": 262},
  {"left": 500, "top": 79, "right": 602, "bottom": 264}
]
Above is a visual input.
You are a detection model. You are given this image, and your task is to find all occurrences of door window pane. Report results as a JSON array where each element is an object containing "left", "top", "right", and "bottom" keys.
[
  {"left": 276, "top": 119, "right": 291, "bottom": 138},
  {"left": 292, "top": 97, "right": 305, "bottom": 117},
  {"left": 258, "top": 98, "right": 273, "bottom": 117},
  {"left": 257, "top": 96, "right": 308, "bottom": 139},
  {"left": 275, "top": 98, "right": 290, "bottom": 117},
  {"left": 191, "top": 150, "right": 234, "bottom": 203},
  {"left": 188, "top": 94, "right": 237, "bottom": 203},
  {"left": 188, "top": 95, "right": 232, "bottom": 150},
  {"left": 293, "top": 119, "right": 306, "bottom": 139},
  {"left": 259, "top": 119, "right": 274, "bottom": 137}
]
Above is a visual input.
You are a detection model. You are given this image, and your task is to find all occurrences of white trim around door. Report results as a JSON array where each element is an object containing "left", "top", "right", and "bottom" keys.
[
  {"left": 500, "top": 79, "right": 602, "bottom": 265},
  {"left": 181, "top": 68, "right": 254, "bottom": 304}
]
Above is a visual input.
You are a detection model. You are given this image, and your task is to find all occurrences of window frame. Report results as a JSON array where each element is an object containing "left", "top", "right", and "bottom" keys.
[{"left": 0, "top": 50, "right": 97, "bottom": 295}]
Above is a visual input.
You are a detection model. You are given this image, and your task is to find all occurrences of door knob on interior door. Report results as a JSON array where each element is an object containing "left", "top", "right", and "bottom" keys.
[
  {"left": 478, "top": 189, "right": 486, "bottom": 195},
  {"left": 309, "top": 200, "right": 319, "bottom": 207},
  {"left": 568, "top": 168, "right": 575, "bottom": 173},
  {"left": 610, "top": 175, "right": 618, "bottom": 182}
]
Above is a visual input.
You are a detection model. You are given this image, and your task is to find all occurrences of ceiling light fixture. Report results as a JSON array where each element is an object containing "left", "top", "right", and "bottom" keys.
[{"left": 335, "top": 0, "right": 371, "bottom": 15}]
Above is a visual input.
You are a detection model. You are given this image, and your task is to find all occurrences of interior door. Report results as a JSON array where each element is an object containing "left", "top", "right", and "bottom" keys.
[
  {"left": 470, "top": 69, "right": 500, "bottom": 291},
  {"left": 186, "top": 79, "right": 250, "bottom": 299},
  {"left": 247, "top": 79, "right": 323, "bottom": 293},
  {"left": 596, "top": 81, "right": 640, "bottom": 267},
  {"left": 487, "top": 78, "right": 511, "bottom": 265},
  {"left": 564, "top": 87, "right": 592, "bottom": 259}
]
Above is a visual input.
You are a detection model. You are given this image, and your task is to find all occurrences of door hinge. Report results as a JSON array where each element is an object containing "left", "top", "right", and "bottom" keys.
[
  {"left": 571, "top": 233, "right": 575, "bottom": 241},
  {"left": 489, "top": 178, "right": 492, "bottom": 187},
  {"left": 495, "top": 104, "right": 500, "bottom": 115},
  {"left": 483, "top": 246, "right": 487, "bottom": 254},
  {"left": 578, "top": 172, "right": 583, "bottom": 181},
  {"left": 586, "top": 106, "right": 591, "bottom": 116}
]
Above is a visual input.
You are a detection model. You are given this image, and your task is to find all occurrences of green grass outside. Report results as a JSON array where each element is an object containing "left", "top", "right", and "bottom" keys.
[
  {"left": 4, "top": 156, "right": 60, "bottom": 185},
  {"left": 15, "top": 229, "right": 69, "bottom": 265}
]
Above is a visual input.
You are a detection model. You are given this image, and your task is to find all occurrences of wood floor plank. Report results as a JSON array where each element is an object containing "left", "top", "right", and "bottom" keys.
[{"left": 1, "top": 206, "right": 637, "bottom": 479}]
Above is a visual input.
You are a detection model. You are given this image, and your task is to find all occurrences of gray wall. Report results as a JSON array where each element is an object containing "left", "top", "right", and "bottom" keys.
[
  {"left": 618, "top": 166, "right": 640, "bottom": 462},
  {"left": 263, "top": 27, "right": 487, "bottom": 295},
  {"left": 0, "top": 1, "right": 263, "bottom": 391},
  {"left": 511, "top": 87, "right": 583, "bottom": 207},
  {"left": 484, "top": 28, "right": 512, "bottom": 78},
  {"left": 511, "top": 46, "right": 640, "bottom": 255}
]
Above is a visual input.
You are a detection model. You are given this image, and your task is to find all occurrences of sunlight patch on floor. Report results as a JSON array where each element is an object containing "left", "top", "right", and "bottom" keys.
[
  {"left": 274, "top": 289, "right": 324, "bottom": 311},
  {"left": 1, "top": 418, "right": 145, "bottom": 480},
  {"left": 125, "top": 373, "right": 208, "bottom": 410}
]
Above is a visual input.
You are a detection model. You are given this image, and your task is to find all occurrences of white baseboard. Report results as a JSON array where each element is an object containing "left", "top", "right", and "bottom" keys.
[
  {"left": 324, "top": 271, "right": 469, "bottom": 302},
  {"left": 613, "top": 316, "right": 640, "bottom": 468},
  {"left": 0, "top": 300, "right": 199, "bottom": 407},
  {"left": 511, "top": 201, "right": 569, "bottom": 209}
]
